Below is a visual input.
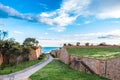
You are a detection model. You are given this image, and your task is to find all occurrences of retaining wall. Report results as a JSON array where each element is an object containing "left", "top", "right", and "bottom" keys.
[
  {"left": 106, "top": 57, "right": 120, "bottom": 80},
  {"left": 58, "top": 47, "right": 120, "bottom": 80}
]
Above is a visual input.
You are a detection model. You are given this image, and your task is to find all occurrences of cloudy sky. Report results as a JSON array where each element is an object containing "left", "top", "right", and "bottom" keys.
[{"left": 0, "top": 0, "right": 120, "bottom": 46}]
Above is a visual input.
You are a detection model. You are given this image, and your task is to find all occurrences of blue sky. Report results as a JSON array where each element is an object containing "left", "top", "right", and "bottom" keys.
[{"left": 0, "top": 0, "right": 120, "bottom": 46}]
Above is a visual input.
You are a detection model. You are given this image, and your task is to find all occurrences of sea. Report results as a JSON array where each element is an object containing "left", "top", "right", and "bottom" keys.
[{"left": 42, "top": 47, "right": 59, "bottom": 53}]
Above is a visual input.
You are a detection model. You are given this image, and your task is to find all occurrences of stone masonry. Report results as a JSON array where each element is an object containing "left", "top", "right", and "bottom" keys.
[{"left": 57, "top": 47, "right": 120, "bottom": 80}]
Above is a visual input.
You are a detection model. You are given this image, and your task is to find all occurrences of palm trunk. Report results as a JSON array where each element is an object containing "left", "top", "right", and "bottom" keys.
[{"left": 2, "top": 36, "right": 5, "bottom": 41}]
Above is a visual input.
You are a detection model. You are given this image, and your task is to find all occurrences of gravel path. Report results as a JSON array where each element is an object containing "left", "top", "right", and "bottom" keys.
[{"left": 0, "top": 54, "right": 53, "bottom": 80}]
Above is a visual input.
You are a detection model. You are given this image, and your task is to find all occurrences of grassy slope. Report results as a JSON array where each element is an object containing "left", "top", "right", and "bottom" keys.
[
  {"left": 0, "top": 54, "right": 46, "bottom": 75},
  {"left": 30, "top": 59, "right": 109, "bottom": 80},
  {"left": 67, "top": 48, "right": 120, "bottom": 59}
]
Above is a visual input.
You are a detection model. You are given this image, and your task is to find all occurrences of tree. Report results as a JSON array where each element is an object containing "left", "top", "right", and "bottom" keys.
[
  {"left": 0, "top": 36, "right": 40, "bottom": 69},
  {"left": 76, "top": 42, "right": 80, "bottom": 46},
  {"left": 23, "top": 38, "right": 39, "bottom": 47},
  {"left": 0, "top": 30, "right": 1, "bottom": 40},
  {"left": 0, "top": 40, "right": 20, "bottom": 64},
  {"left": 63, "top": 43, "right": 67, "bottom": 46},
  {"left": 85, "top": 42, "right": 89, "bottom": 46},
  {"left": 8, "top": 45, "right": 22, "bottom": 67},
  {"left": 68, "top": 43, "right": 73, "bottom": 46},
  {"left": 0, "top": 40, "right": 5, "bottom": 50},
  {"left": 98, "top": 42, "right": 107, "bottom": 46},
  {"left": 0, "top": 30, "right": 8, "bottom": 40},
  {"left": 21, "top": 46, "right": 31, "bottom": 61},
  {"left": 2, "top": 31, "right": 8, "bottom": 40}
]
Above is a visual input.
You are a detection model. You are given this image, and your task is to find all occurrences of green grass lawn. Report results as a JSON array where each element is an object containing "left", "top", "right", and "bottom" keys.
[
  {"left": 67, "top": 48, "right": 120, "bottom": 60},
  {"left": 30, "top": 59, "right": 109, "bottom": 80},
  {"left": 0, "top": 54, "right": 46, "bottom": 75}
]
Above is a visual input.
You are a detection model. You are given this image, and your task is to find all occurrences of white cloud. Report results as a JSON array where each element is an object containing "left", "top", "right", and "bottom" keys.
[
  {"left": 53, "top": 13, "right": 77, "bottom": 26},
  {"left": 48, "top": 26, "right": 65, "bottom": 32},
  {"left": 14, "top": 31, "right": 23, "bottom": 34},
  {"left": 74, "top": 29, "right": 120, "bottom": 37},
  {"left": 38, "top": 3, "right": 48, "bottom": 9},
  {"left": 44, "top": 32, "right": 48, "bottom": 35},
  {"left": 39, "top": 0, "right": 120, "bottom": 27},
  {"left": 0, "top": 3, "right": 38, "bottom": 22},
  {"left": 0, "top": 3, "right": 23, "bottom": 18},
  {"left": 93, "top": 0, "right": 120, "bottom": 19},
  {"left": 84, "top": 20, "right": 91, "bottom": 24},
  {"left": 39, "top": 30, "right": 120, "bottom": 46},
  {"left": 39, "top": 0, "right": 120, "bottom": 31},
  {"left": 96, "top": 8, "right": 120, "bottom": 19},
  {"left": 65, "top": 29, "right": 120, "bottom": 42},
  {"left": 111, "top": 21, "right": 120, "bottom": 24},
  {"left": 77, "top": 23, "right": 81, "bottom": 26},
  {"left": 1, "top": 0, "right": 120, "bottom": 32},
  {"left": 40, "top": 17, "right": 53, "bottom": 25},
  {"left": 39, "top": 0, "right": 91, "bottom": 29},
  {"left": 39, "top": 39, "right": 87, "bottom": 47},
  {"left": 0, "top": 23, "right": 4, "bottom": 26}
]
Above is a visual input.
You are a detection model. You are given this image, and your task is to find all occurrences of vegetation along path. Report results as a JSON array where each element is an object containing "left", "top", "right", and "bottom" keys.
[
  {"left": 30, "top": 59, "right": 109, "bottom": 80},
  {"left": 0, "top": 54, "right": 53, "bottom": 80}
]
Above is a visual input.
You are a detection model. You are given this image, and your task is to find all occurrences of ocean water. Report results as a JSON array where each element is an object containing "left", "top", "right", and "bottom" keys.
[{"left": 42, "top": 47, "right": 59, "bottom": 53}]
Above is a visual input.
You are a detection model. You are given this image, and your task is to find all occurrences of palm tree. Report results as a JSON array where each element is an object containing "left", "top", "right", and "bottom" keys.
[
  {"left": 2, "top": 31, "right": 8, "bottom": 40},
  {"left": 0, "top": 30, "right": 2, "bottom": 40},
  {"left": 0, "top": 30, "right": 8, "bottom": 41}
]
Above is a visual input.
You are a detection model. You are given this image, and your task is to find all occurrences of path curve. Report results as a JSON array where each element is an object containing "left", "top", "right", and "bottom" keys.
[{"left": 0, "top": 54, "right": 53, "bottom": 80}]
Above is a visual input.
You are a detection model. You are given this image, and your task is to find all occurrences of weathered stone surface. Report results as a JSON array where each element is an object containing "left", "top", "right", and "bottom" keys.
[
  {"left": 29, "top": 47, "right": 42, "bottom": 60},
  {"left": 59, "top": 47, "right": 69, "bottom": 64},
  {"left": 59, "top": 47, "right": 120, "bottom": 80},
  {"left": 106, "top": 57, "right": 120, "bottom": 80},
  {"left": 82, "top": 57, "right": 101, "bottom": 74},
  {"left": 50, "top": 50, "right": 60, "bottom": 58},
  {"left": 69, "top": 55, "right": 101, "bottom": 74},
  {"left": 99, "top": 60, "right": 106, "bottom": 76}
]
